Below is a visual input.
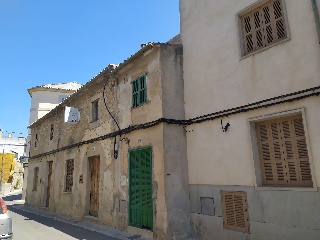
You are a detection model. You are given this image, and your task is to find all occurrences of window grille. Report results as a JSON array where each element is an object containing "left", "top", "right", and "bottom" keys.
[
  {"left": 50, "top": 124, "right": 54, "bottom": 140},
  {"left": 33, "top": 167, "right": 39, "bottom": 191},
  {"left": 240, "top": 0, "right": 288, "bottom": 56},
  {"left": 92, "top": 99, "right": 99, "bottom": 122},
  {"left": 255, "top": 114, "right": 312, "bottom": 187},
  {"left": 132, "top": 75, "right": 147, "bottom": 108},
  {"left": 35, "top": 134, "right": 38, "bottom": 147},
  {"left": 65, "top": 159, "right": 74, "bottom": 192},
  {"left": 221, "top": 191, "right": 250, "bottom": 233}
]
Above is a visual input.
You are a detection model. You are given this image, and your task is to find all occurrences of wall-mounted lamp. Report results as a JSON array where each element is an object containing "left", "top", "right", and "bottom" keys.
[
  {"left": 114, "top": 137, "right": 118, "bottom": 159},
  {"left": 221, "top": 118, "right": 230, "bottom": 132}
]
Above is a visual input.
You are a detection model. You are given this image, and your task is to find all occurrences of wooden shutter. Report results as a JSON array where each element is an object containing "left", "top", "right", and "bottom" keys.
[
  {"left": 241, "top": 0, "right": 288, "bottom": 56},
  {"left": 132, "top": 79, "right": 139, "bottom": 108},
  {"left": 132, "top": 75, "right": 147, "bottom": 108},
  {"left": 256, "top": 114, "right": 312, "bottom": 187},
  {"left": 139, "top": 75, "right": 146, "bottom": 105},
  {"left": 221, "top": 191, "right": 250, "bottom": 233},
  {"left": 241, "top": 5, "right": 265, "bottom": 55}
]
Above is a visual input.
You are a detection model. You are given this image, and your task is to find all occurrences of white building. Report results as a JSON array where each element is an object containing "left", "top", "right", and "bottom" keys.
[
  {"left": 180, "top": 0, "right": 320, "bottom": 239},
  {"left": 28, "top": 82, "right": 83, "bottom": 126},
  {"left": 0, "top": 130, "right": 26, "bottom": 159}
]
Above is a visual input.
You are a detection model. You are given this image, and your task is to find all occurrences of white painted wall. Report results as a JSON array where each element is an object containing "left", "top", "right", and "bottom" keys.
[
  {"left": 181, "top": 0, "right": 320, "bottom": 118},
  {"left": 180, "top": 0, "right": 320, "bottom": 186},
  {"left": 29, "top": 91, "right": 71, "bottom": 125}
]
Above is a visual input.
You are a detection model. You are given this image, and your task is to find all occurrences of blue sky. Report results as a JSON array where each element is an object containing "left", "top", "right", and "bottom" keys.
[{"left": 0, "top": 1, "right": 180, "bottom": 138}]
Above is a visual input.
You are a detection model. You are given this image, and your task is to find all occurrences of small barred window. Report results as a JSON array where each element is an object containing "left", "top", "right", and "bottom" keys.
[
  {"left": 50, "top": 124, "right": 54, "bottom": 140},
  {"left": 65, "top": 159, "right": 74, "bottom": 192},
  {"left": 92, "top": 99, "right": 99, "bottom": 122}
]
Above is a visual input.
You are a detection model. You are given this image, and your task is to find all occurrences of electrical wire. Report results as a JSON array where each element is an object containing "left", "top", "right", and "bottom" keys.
[
  {"left": 29, "top": 85, "right": 320, "bottom": 159},
  {"left": 102, "top": 67, "right": 121, "bottom": 159}
]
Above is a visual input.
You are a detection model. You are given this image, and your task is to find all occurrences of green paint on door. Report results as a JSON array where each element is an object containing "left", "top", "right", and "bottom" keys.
[{"left": 129, "top": 147, "right": 153, "bottom": 230}]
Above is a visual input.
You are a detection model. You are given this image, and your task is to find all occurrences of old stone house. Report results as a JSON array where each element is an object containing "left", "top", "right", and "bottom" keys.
[
  {"left": 24, "top": 82, "right": 82, "bottom": 200},
  {"left": 180, "top": 0, "right": 320, "bottom": 239},
  {"left": 26, "top": 42, "right": 191, "bottom": 240}
]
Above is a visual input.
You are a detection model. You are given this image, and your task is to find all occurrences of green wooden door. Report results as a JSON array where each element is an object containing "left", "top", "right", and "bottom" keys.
[{"left": 129, "top": 147, "right": 153, "bottom": 229}]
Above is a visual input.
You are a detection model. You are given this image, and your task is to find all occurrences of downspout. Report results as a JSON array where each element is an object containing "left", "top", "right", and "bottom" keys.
[{"left": 311, "top": 0, "right": 320, "bottom": 43}]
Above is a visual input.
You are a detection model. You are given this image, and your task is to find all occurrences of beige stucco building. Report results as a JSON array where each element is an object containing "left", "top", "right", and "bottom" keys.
[
  {"left": 26, "top": 42, "right": 191, "bottom": 240},
  {"left": 180, "top": 0, "right": 320, "bottom": 239}
]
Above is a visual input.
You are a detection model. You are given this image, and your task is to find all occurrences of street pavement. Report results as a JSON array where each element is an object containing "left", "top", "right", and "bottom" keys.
[{"left": 2, "top": 191, "right": 151, "bottom": 240}]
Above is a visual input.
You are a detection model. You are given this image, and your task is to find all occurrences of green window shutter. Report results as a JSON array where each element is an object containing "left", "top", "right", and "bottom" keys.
[
  {"left": 132, "top": 74, "right": 147, "bottom": 108},
  {"left": 139, "top": 75, "right": 146, "bottom": 105},
  {"left": 129, "top": 147, "right": 153, "bottom": 229},
  {"left": 132, "top": 80, "right": 139, "bottom": 108}
]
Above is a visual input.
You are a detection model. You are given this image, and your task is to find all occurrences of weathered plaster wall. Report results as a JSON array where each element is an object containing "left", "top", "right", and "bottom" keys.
[
  {"left": 27, "top": 44, "right": 189, "bottom": 240},
  {"left": 117, "top": 126, "right": 167, "bottom": 239},
  {"left": 115, "top": 44, "right": 189, "bottom": 239},
  {"left": 160, "top": 44, "right": 191, "bottom": 239}
]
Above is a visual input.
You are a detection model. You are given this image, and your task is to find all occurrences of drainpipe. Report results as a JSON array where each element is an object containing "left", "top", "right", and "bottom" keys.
[{"left": 311, "top": 0, "right": 320, "bottom": 43}]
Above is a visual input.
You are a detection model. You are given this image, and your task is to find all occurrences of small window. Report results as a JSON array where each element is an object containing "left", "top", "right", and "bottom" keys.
[
  {"left": 132, "top": 74, "right": 147, "bottom": 108},
  {"left": 50, "top": 124, "right": 54, "bottom": 140},
  {"left": 92, "top": 99, "right": 99, "bottom": 122},
  {"left": 65, "top": 159, "right": 74, "bottom": 192},
  {"left": 33, "top": 167, "right": 39, "bottom": 191},
  {"left": 221, "top": 191, "right": 250, "bottom": 233},
  {"left": 255, "top": 114, "right": 313, "bottom": 187},
  {"left": 35, "top": 134, "right": 38, "bottom": 147},
  {"left": 240, "top": 0, "right": 288, "bottom": 57}
]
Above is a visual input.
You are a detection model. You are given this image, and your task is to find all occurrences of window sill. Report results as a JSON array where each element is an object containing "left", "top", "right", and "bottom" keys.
[
  {"left": 239, "top": 37, "right": 291, "bottom": 60},
  {"left": 62, "top": 191, "right": 72, "bottom": 194},
  {"left": 131, "top": 100, "right": 150, "bottom": 110},
  {"left": 255, "top": 186, "right": 318, "bottom": 192},
  {"left": 89, "top": 119, "right": 101, "bottom": 129}
]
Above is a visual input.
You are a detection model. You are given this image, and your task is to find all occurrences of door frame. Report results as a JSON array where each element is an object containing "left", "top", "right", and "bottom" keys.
[
  {"left": 87, "top": 155, "right": 100, "bottom": 217},
  {"left": 43, "top": 161, "right": 53, "bottom": 208}
]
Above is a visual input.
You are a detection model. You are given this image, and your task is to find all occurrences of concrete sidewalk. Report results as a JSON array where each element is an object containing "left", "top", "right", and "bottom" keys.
[{"left": 10, "top": 203, "right": 152, "bottom": 240}]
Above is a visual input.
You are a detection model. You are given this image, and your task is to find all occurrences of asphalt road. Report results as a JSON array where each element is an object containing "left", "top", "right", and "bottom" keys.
[{"left": 3, "top": 194, "right": 121, "bottom": 240}]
